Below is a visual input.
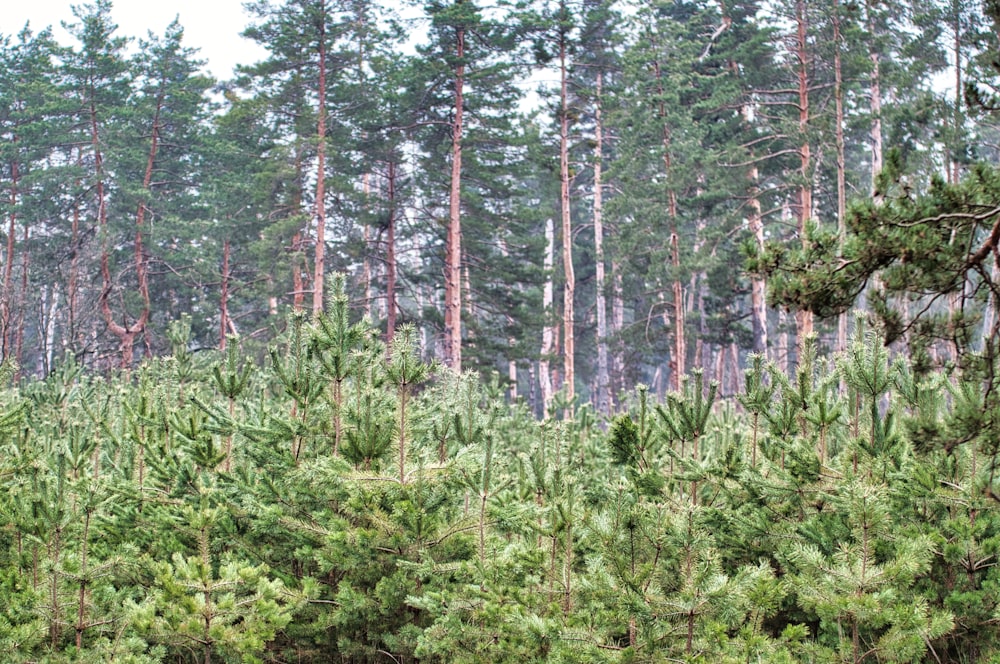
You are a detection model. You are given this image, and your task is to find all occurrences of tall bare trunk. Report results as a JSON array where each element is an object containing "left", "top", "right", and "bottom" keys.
[
  {"left": 834, "top": 0, "right": 848, "bottom": 353},
  {"left": 220, "top": 240, "right": 230, "bottom": 351},
  {"left": 68, "top": 147, "right": 82, "bottom": 351},
  {"left": 867, "top": 0, "right": 883, "bottom": 194},
  {"left": 540, "top": 217, "right": 557, "bottom": 415},
  {"left": 950, "top": 0, "right": 963, "bottom": 185},
  {"left": 777, "top": 309, "right": 790, "bottom": 376},
  {"left": 362, "top": 176, "right": 373, "bottom": 320},
  {"left": 386, "top": 160, "right": 398, "bottom": 344},
  {"left": 445, "top": 22, "right": 465, "bottom": 371},
  {"left": 749, "top": 162, "right": 768, "bottom": 357},
  {"left": 3, "top": 149, "right": 18, "bottom": 360},
  {"left": 794, "top": 0, "right": 814, "bottom": 354},
  {"left": 611, "top": 260, "right": 624, "bottom": 399},
  {"left": 652, "top": 50, "right": 685, "bottom": 390},
  {"left": 559, "top": 23, "right": 575, "bottom": 402},
  {"left": 312, "top": 2, "right": 328, "bottom": 314},
  {"left": 593, "top": 71, "right": 610, "bottom": 415}
]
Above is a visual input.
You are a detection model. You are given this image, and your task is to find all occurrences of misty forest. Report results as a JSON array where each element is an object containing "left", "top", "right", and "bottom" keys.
[{"left": 4, "top": 0, "right": 1000, "bottom": 661}]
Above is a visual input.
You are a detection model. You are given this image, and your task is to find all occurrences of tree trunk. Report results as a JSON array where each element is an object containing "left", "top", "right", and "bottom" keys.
[
  {"left": 540, "top": 217, "right": 557, "bottom": 415},
  {"left": 362, "top": 177, "right": 373, "bottom": 320},
  {"left": 386, "top": 160, "right": 398, "bottom": 343},
  {"left": 834, "top": 0, "right": 848, "bottom": 353},
  {"left": 611, "top": 260, "right": 624, "bottom": 399},
  {"left": 867, "top": 0, "right": 883, "bottom": 195},
  {"left": 794, "top": 0, "right": 814, "bottom": 354},
  {"left": 444, "top": 21, "right": 465, "bottom": 371},
  {"left": 559, "top": 20, "right": 576, "bottom": 403},
  {"left": 748, "top": 162, "right": 768, "bottom": 357},
  {"left": 220, "top": 240, "right": 230, "bottom": 351},
  {"left": 99, "top": 87, "right": 158, "bottom": 368},
  {"left": 592, "top": 71, "right": 611, "bottom": 415},
  {"left": 3, "top": 149, "right": 18, "bottom": 361},
  {"left": 312, "top": 1, "right": 328, "bottom": 315},
  {"left": 652, "top": 51, "right": 685, "bottom": 390}
]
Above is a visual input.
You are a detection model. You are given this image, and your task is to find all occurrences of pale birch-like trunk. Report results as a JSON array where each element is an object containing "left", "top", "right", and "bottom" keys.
[
  {"left": 559, "top": 22, "right": 575, "bottom": 402},
  {"left": 592, "top": 71, "right": 610, "bottom": 415},
  {"left": 540, "top": 217, "right": 557, "bottom": 415},
  {"left": 749, "top": 162, "right": 768, "bottom": 357}
]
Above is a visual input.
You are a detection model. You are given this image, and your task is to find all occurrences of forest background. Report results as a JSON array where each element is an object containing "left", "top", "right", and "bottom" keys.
[
  {"left": 5, "top": 0, "right": 1000, "bottom": 662},
  {"left": 3, "top": 0, "right": 996, "bottom": 409}
]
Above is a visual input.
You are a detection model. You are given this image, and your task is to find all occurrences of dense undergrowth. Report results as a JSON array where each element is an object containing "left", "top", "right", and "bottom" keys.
[{"left": 1, "top": 289, "right": 999, "bottom": 663}]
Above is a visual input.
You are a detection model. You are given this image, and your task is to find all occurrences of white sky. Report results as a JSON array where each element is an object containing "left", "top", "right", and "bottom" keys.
[{"left": 0, "top": 0, "right": 269, "bottom": 80}]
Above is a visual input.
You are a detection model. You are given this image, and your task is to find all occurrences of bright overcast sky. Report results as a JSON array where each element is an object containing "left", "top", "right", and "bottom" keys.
[{"left": 0, "top": 0, "right": 269, "bottom": 80}]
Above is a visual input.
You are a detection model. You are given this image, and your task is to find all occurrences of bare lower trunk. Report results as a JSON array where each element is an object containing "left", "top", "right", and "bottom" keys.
[
  {"left": 611, "top": 261, "right": 624, "bottom": 400},
  {"left": 834, "top": 0, "right": 848, "bottom": 353},
  {"left": 3, "top": 151, "right": 18, "bottom": 359},
  {"left": 749, "top": 164, "right": 768, "bottom": 357},
  {"left": 559, "top": 22, "right": 575, "bottom": 402},
  {"left": 312, "top": 4, "right": 328, "bottom": 314},
  {"left": 867, "top": 0, "right": 883, "bottom": 195},
  {"left": 540, "top": 217, "right": 557, "bottom": 415},
  {"left": 652, "top": 48, "right": 685, "bottom": 390},
  {"left": 593, "top": 71, "right": 610, "bottom": 415},
  {"left": 386, "top": 160, "right": 398, "bottom": 343},
  {"left": 795, "top": 0, "right": 813, "bottom": 357},
  {"left": 444, "top": 24, "right": 466, "bottom": 371},
  {"left": 220, "top": 240, "right": 230, "bottom": 351}
]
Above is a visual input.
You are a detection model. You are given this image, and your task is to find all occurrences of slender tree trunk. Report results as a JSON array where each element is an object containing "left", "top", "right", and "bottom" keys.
[
  {"left": 593, "top": 71, "right": 610, "bottom": 415},
  {"left": 220, "top": 240, "right": 230, "bottom": 351},
  {"left": 362, "top": 176, "right": 373, "bottom": 320},
  {"left": 611, "top": 260, "right": 624, "bottom": 400},
  {"left": 652, "top": 53, "right": 685, "bottom": 390},
  {"left": 795, "top": 0, "right": 814, "bottom": 355},
  {"left": 444, "top": 21, "right": 465, "bottom": 371},
  {"left": 559, "top": 20, "right": 576, "bottom": 402},
  {"left": 75, "top": 509, "right": 91, "bottom": 649},
  {"left": 386, "top": 160, "right": 398, "bottom": 343},
  {"left": 748, "top": 162, "right": 768, "bottom": 357},
  {"left": 292, "top": 144, "right": 307, "bottom": 311},
  {"left": 3, "top": 150, "right": 18, "bottom": 360},
  {"left": 540, "top": 217, "right": 557, "bottom": 415},
  {"left": 951, "top": 0, "right": 963, "bottom": 185},
  {"left": 777, "top": 308, "right": 789, "bottom": 377},
  {"left": 15, "top": 221, "right": 28, "bottom": 373},
  {"left": 312, "top": 3, "right": 328, "bottom": 314},
  {"left": 867, "top": 0, "right": 883, "bottom": 194},
  {"left": 68, "top": 148, "right": 83, "bottom": 351},
  {"left": 834, "top": 0, "right": 848, "bottom": 353}
]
